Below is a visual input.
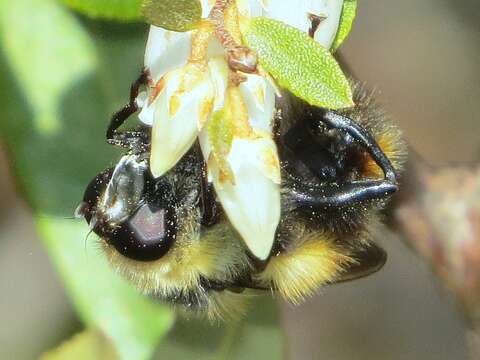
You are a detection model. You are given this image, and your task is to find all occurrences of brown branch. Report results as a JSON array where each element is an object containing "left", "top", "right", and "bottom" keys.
[
  {"left": 208, "top": 0, "right": 257, "bottom": 74},
  {"left": 388, "top": 153, "right": 480, "bottom": 357},
  {"left": 337, "top": 53, "right": 480, "bottom": 334}
]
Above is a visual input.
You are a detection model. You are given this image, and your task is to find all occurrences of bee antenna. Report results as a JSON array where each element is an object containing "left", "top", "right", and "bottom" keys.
[
  {"left": 84, "top": 227, "right": 95, "bottom": 253},
  {"left": 37, "top": 213, "right": 77, "bottom": 221},
  {"left": 83, "top": 213, "right": 98, "bottom": 254}
]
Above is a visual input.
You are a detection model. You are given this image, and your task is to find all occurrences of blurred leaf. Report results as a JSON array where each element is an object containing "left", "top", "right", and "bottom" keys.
[
  {"left": 0, "top": 0, "right": 97, "bottom": 134},
  {"left": 142, "top": 0, "right": 202, "bottom": 32},
  {"left": 38, "top": 217, "right": 174, "bottom": 360},
  {"left": 61, "top": 0, "right": 143, "bottom": 21},
  {"left": 40, "top": 329, "right": 118, "bottom": 360},
  {"left": 155, "top": 296, "right": 284, "bottom": 359},
  {"left": 332, "top": 0, "right": 357, "bottom": 52},
  {"left": 0, "top": 9, "right": 148, "bottom": 216},
  {"left": 0, "top": 2, "right": 173, "bottom": 359},
  {"left": 0, "top": 1, "right": 282, "bottom": 358},
  {"left": 243, "top": 17, "right": 353, "bottom": 109}
]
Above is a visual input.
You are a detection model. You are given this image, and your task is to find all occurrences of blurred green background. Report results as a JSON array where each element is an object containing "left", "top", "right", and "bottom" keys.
[{"left": 0, "top": 0, "right": 478, "bottom": 359}]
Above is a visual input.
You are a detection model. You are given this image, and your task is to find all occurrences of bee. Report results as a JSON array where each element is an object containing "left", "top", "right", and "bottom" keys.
[{"left": 76, "top": 71, "right": 406, "bottom": 319}]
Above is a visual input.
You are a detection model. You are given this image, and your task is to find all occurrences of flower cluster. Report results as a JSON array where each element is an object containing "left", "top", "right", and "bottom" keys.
[{"left": 136, "top": 0, "right": 346, "bottom": 260}]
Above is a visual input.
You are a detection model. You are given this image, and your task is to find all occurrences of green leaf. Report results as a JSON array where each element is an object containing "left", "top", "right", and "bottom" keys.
[
  {"left": 40, "top": 330, "right": 118, "bottom": 360},
  {"left": 61, "top": 0, "right": 143, "bottom": 21},
  {"left": 142, "top": 0, "right": 202, "bottom": 32},
  {"left": 38, "top": 217, "right": 174, "bottom": 360},
  {"left": 155, "top": 296, "right": 284, "bottom": 360},
  {"left": 0, "top": 0, "right": 97, "bottom": 134},
  {"left": 243, "top": 17, "right": 354, "bottom": 109},
  {"left": 332, "top": 0, "right": 357, "bottom": 52},
  {"left": 0, "top": 1, "right": 174, "bottom": 358}
]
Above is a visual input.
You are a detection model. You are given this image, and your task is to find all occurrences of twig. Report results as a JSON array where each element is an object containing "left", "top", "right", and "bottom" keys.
[
  {"left": 208, "top": 0, "right": 257, "bottom": 73},
  {"left": 388, "top": 153, "right": 480, "bottom": 358}
]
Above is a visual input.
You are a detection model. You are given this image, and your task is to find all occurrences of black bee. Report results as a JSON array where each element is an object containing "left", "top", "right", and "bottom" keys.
[{"left": 76, "top": 71, "right": 405, "bottom": 319}]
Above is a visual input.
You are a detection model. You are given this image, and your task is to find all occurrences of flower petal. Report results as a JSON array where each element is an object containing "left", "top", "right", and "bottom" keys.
[
  {"left": 137, "top": 90, "right": 156, "bottom": 126},
  {"left": 199, "top": 0, "right": 214, "bottom": 17},
  {"left": 211, "top": 138, "right": 281, "bottom": 260},
  {"left": 207, "top": 56, "right": 229, "bottom": 111},
  {"left": 239, "top": 73, "right": 276, "bottom": 133},
  {"left": 150, "top": 63, "right": 214, "bottom": 177},
  {"left": 144, "top": 25, "right": 191, "bottom": 82},
  {"left": 237, "top": 0, "right": 264, "bottom": 18},
  {"left": 199, "top": 66, "right": 279, "bottom": 259},
  {"left": 262, "top": 0, "right": 344, "bottom": 49}
]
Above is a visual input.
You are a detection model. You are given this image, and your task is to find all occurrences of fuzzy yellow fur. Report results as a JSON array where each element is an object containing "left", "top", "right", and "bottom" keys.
[
  {"left": 177, "top": 290, "right": 252, "bottom": 322},
  {"left": 346, "top": 83, "right": 407, "bottom": 178},
  {"left": 362, "top": 130, "right": 406, "bottom": 179},
  {"left": 101, "top": 211, "right": 250, "bottom": 313},
  {"left": 98, "top": 83, "right": 404, "bottom": 318},
  {"left": 255, "top": 228, "right": 355, "bottom": 305}
]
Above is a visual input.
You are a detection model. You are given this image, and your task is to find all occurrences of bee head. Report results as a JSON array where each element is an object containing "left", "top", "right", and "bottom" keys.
[{"left": 76, "top": 154, "right": 178, "bottom": 262}]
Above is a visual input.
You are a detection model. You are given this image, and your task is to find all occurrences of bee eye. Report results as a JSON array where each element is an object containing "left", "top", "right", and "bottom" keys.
[
  {"left": 80, "top": 168, "right": 114, "bottom": 223},
  {"left": 107, "top": 199, "right": 177, "bottom": 262},
  {"left": 79, "top": 155, "right": 178, "bottom": 262},
  {"left": 107, "top": 178, "right": 177, "bottom": 262}
]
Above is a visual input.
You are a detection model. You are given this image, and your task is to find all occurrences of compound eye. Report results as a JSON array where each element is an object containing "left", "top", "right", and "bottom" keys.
[
  {"left": 78, "top": 169, "right": 113, "bottom": 223},
  {"left": 108, "top": 181, "right": 177, "bottom": 262}
]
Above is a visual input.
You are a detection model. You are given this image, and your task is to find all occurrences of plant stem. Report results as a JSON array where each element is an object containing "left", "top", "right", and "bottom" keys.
[{"left": 209, "top": 0, "right": 257, "bottom": 73}]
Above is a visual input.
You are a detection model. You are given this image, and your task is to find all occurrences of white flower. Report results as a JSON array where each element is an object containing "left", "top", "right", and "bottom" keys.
[
  {"left": 199, "top": 62, "right": 280, "bottom": 260},
  {"left": 149, "top": 62, "right": 215, "bottom": 177},
  {"left": 208, "top": 137, "right": 281, "bottom": 260},
  {"left": 262, "top": 0, "right": 344, "bottom": 49},
  {"left": 138, "top": 0, "right": 344, "bottom": 125},
  {"left": 135, "top": 0, "right": 345, "bottom": 259}
]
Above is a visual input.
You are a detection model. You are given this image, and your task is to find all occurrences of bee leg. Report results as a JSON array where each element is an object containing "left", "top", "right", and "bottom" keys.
[
  {"left": 289, "top": 180, "right": 398, "bottom": 209},
  {"left": 320, "top": 110, "right": 397, "bottom": 183},
  {"left": 106, "top": 129, "right": 150, "bottom": 154},
  {"left": 289, "top": 110, "right": 398, "bottom": 209},
  {"left": 199, "top": 157, "right": 220, "bottom": 227},
  {"left": 106, "top": 69, "right": 150, "bottom": 152}
]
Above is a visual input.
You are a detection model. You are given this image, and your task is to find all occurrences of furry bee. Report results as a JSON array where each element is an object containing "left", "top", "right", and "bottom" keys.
[{"left": 76, "top": 72, "right": 405, "bottom": 319}]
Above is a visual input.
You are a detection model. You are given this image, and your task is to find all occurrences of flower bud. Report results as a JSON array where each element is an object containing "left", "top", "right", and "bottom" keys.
[
  {"left": 150, "top": 63, "right": 215, "bottom": 177},
  {"left": 209, "top": 137, "right": 281, "bottom": 260}
]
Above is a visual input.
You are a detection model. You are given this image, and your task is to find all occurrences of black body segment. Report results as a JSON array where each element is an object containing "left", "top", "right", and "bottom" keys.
[
  {"left": 78, "top": 79, "right": 406, "bottom": 317},
  {"left": 280, "top": 104, "right": 398, "bottom": 211}
]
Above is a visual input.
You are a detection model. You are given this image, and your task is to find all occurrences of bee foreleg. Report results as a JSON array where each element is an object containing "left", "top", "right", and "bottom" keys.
[
  {"left": 199, "top": 159, "right": 221, "bottom": 227},
  {"left": 106, "top": 69, "right": 149, "bottom": 152},
  {"left": 321, "top": 110, "right": 397, "bottom": 183},
  {"left": 288, "top": 179, "right": 397, "bottom": 209},
  {"left": 106, "top": 130, "right": 150, "bottom": 154},
  {"left": 288, "top": 110, "right": 399, "bottom": 209}
]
